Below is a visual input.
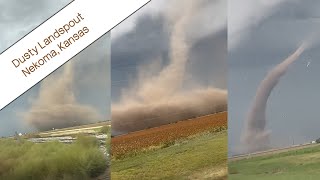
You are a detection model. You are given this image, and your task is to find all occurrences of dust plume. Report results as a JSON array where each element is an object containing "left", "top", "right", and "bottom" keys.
[
  {"left": 23, "top": 62, "right": 102, "bottom": 131},
  {"left": 113, "top": 88, "right": 227, "bottom": 135},
  {"left": 112, "top": 0, "right": 227, "bottom": 135},
  {"left": 241, "top": 42, "right": 308, "bottom": 153},
  {"left": 135, "top": 0, "right": 200, "bottom": 103}
]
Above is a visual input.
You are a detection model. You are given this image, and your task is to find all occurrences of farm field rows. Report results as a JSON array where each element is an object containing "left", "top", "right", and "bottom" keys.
[
  {"left": 111, "top": 112, "right": 228, "bottom": 180},
  {"left": 111, "top": 112, "right": 227, "bottom": 158}
]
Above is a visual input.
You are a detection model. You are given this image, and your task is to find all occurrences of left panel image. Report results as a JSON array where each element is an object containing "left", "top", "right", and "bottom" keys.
[{"left": 0, "top": 1, "right": 111, "bottom": 179}]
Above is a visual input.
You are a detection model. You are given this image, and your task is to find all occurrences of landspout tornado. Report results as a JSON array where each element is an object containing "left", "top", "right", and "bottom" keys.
[
  {"left": 111, "top": 0, "right": 228, "bottom": 135},
  {"left": 23, "top": 62, "right": 102, "bottom": 131},
  {"left": 242, "top": 43, "right": 308, "bottom": 153}
]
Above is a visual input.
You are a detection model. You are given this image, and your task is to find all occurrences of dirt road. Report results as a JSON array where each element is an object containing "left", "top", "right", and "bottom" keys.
[{"left": 229, "top": 143, "right": 320, "bottom": 162}]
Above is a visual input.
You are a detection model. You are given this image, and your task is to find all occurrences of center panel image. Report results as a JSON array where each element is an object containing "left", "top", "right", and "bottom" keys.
[{"left": 110, "top": 0, "right": 227, "bottom": 179}]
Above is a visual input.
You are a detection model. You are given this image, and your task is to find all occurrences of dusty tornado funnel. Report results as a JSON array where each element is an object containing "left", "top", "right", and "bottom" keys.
[{"left": 241, "top": 42, "right": 308, "bottom": 153}]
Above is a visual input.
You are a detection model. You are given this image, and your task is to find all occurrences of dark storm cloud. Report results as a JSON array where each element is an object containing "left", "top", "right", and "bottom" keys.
[
  {"left": 230, "top": 0, "right": 320, "bottom": 68},
  {"left": 188, "top": 30, "right": 227, "bottom": 89},
  {"left": 112, "top": 15, "right": 169, "bottom": 67},
  {"left": 268, "top": 0, "right": 320, "bottom": 21}
]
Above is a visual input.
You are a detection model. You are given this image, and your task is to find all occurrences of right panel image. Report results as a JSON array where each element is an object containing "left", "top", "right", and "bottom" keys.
[{"left": 229, "top": 1, "right": 320, "bottom": 179}]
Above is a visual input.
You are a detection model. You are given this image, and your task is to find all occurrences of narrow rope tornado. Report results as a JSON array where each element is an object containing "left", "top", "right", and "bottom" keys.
[{"left": 242, "top": 42, "right": 308, "bottom": 153}]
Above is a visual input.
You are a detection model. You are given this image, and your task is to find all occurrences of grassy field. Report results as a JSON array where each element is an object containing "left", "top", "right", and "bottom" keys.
[
  {"left": 0, "top": 135, "right": 107, "bottom": 180},
  {"left": 0, "top": 123, "right": 111, "bottom": 180},
  {"left": 111, "top": 113, "right": 228, "bottom": 180},
  {"left": 229, "top": 144, "right": 320, "bottom": 180}
]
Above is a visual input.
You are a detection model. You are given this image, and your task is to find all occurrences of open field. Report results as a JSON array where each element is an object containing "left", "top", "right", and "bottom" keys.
[
  {"left": 37, "top": 121, "right": 110, "bottom": 137},
  {"left": 111, "top": 112, "right": 227, "bottom": 158},
  {"left": 111, "top": 112, "right": 228, "bottom": 180},
  {"left": 229, "top": 144, "right": 320, "bottom": 180}
]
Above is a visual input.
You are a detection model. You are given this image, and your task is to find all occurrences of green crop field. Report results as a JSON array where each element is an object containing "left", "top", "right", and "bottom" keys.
[
  {"left": 111, "top": 130, "right": 227, "bottom": 180},
  {"left": 229, "top": 144, "right": 320, "bottom": 180}
]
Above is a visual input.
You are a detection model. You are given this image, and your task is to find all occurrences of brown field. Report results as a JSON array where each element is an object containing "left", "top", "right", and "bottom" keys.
[{"left": 111, "top": 111, "right": 227, "bottom": 158}]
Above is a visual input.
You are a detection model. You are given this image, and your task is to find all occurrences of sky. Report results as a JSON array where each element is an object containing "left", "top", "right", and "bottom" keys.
[
  {"left": 0, "top": 0, "right": 110, "bottom": 137},
  {"left": 229, "top": 0, "right": 320, "bottom": 156}
]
